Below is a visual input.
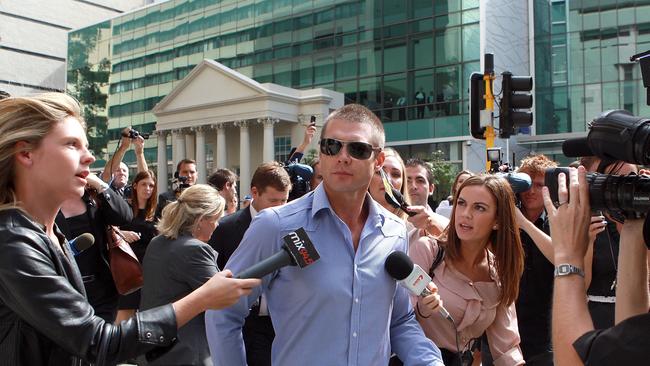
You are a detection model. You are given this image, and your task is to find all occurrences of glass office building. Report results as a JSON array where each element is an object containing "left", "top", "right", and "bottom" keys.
[
  {"left": 68, "top": 0, "right": 650, "bottom": 169},
  {"left": 533, "top": 0, "right": 650, "bottom": 137},
  {"left": 68, "top": 0, "right": 479, "bottom": 169}
]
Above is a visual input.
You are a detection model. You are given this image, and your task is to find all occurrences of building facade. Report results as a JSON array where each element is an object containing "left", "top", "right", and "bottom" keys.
[
  {"left": 0, "top": 0, "right": 148, "bottom": 96},
  {"left": 67, "top": 0, "right": 650, "bottom": 177}
]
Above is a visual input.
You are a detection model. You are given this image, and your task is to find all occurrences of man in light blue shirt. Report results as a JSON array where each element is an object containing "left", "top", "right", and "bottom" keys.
[{"left": 205, "top": 104, "right": 443, "bottom": 366}]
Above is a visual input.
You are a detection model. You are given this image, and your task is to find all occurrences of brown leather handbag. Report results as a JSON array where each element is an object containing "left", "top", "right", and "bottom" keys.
[{"left": 106, "top": 226, "right": 143, "bottom": 295}]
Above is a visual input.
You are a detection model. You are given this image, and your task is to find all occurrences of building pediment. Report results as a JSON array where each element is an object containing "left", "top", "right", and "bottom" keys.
[{"left": 153, "top": 59, "right": 268, "bottom": 115}]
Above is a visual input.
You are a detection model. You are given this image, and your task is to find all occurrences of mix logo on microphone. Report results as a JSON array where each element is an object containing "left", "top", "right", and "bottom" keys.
[{"left": 283, "top": 227, "right": 320, "bottom": 268}]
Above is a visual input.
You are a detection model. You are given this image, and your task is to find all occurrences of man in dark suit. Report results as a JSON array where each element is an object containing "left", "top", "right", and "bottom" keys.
[{"left": 208, "top": 161, "right": 292, "bottom": 366}]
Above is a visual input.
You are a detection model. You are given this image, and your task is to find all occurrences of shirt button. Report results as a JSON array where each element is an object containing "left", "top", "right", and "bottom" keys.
[
  {"left": 355, "top": 298, "right": 359, "bottom": 303},
  {"left": 159, "top": 335, "right": 165, "bottom": 342},
  {"left": 145, "top": 332, "right": 152, "bottom": 339},
  {"left": 353, "top": 332, "right": 357, "bottom": 337},
  {"left": 468, "top": 282, "right": 474, "bottom": 287}
]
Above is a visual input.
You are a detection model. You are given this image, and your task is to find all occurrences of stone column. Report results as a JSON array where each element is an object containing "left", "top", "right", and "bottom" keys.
[
  {"left": 156, "top": 130, "right": 169, "bottom": 194},
  {"left": 194, "top": 126, "right": 207, "bottom": 184},
  {"left": 185, "top": 132, "right": 195, "bottom": 160},
  {"left": 216, "top": 123, "right": 227, "bottom": 169},
  {"left": 176, "top": 129, "right": 186, "bottom": 165},
  {"left": 258, "top": 117, "right": 278, "bottom": 163},
  {"left": 235, "top": 120, "right": 251, "bottom": 198}
]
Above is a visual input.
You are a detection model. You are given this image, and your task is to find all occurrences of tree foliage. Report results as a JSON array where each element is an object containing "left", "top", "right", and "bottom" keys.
[{"left": 428, "top": 150, "right": 457, "bottom": 203}]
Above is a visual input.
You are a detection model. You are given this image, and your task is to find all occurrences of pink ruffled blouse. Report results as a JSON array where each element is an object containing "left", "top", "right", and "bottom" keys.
[{"left": 409, "top": 234, "right": 524, "bottom": 366}]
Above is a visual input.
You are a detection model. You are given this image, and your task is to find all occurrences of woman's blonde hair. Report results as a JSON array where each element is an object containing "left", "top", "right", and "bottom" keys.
[
  {"left": 443, "top": 174, "right": 524, "bottom": 307},
  {"left": 0, "top": 93, "right": 84, "bottom": 211},
  {"left": 156, "top": 184, "right": 225, "bottom": 239},
  {"left": 383, "top": 147, "right": 411, "bottom": 220}
]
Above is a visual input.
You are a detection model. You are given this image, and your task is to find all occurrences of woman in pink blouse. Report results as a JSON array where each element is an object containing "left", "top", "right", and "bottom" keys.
[{"left": 410, "top": 174, "right": 525, "bottom": 366}]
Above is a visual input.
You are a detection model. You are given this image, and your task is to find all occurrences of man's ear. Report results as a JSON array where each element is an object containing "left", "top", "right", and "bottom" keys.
[
  {"left": 13, "top": 141, "right": 33, "bottom": 167},
  {"left": 429, "top": 183, "right": 436, "bottom": 195},
  {"left": 250, "top": 186, "right": 259, "bottom": 200},
  {"left": 374, "top": 150, "right": 385, "bottom": 171}
]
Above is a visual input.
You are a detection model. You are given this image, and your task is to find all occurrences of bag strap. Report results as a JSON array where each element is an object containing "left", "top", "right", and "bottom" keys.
[
  {"left": 94, "top": 323, "right": 114, "bottom": 366},
  {"left": 428, "top": 245, "right": 445, "bottom": 278}
]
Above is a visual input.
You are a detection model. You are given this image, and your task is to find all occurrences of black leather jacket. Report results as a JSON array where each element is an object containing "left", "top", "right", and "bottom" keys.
[{"left": 0, "top": 209, "right": 177, "bottom": 365}]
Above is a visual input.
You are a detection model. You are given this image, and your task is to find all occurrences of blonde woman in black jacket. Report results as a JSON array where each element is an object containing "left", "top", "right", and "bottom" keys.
[{"left": 0, "top": 93, "right": 260, "bottom": 365}]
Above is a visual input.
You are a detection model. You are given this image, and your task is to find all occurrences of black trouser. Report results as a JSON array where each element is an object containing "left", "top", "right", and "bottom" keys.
[{"left": 243, "top": 310, "right": 275, "bottom": 366}]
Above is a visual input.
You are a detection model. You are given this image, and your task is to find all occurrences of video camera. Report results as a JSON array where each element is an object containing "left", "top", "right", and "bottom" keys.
[
  {"left": 172, "top": 171, "right": 190, "bottom": 194},
  {"left": 285, "top": 162, "right": 313, "bottom": 202},
  {"left": 122, "top": 128, "right": 150, "bottom": 140}
]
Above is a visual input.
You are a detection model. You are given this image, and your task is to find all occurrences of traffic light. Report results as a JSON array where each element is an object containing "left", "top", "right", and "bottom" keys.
[
  {"left": 499, "top": 71, "right": 533, "bottom": 139},
  {"left": 469, "top": 72, "right": 486, "bottom": 139}
]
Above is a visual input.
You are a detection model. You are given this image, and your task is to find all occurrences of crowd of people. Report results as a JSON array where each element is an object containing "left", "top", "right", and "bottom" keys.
[{"left": 0, "top": 92, "right": 647, "bottom": 365}]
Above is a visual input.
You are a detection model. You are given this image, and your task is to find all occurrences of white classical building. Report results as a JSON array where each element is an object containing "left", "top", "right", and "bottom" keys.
[{"left": 152, "top": 59, "right": 343, "bottom": 197}]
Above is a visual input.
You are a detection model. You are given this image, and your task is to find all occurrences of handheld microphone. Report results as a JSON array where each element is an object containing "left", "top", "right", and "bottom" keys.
[
  {"left": 385, "top": 251, "right": 454, "bottom": 323},
  {"left": 235, "top": 228, "right": 320, "bottom": 279},
  {"left": 68, "top": 233, "right": 95, "bottom": 256},
  {"left": 495, "top": 171, "right": 532, "bottom": 194}
]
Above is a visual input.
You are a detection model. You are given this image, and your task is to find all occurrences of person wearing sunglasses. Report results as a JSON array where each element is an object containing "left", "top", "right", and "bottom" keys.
[{"left": 206, "top": 104, "right": 444, "bottom": 366}]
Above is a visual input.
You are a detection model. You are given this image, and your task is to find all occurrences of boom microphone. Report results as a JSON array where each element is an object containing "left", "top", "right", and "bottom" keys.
[
  {"left": 68, "top": 233, "right": 95, "bottom": 256},
  {"left": 385, "top": 251, "right": 454, "bottom": 322},
  {"left": 235, "top": 228, "right": 320, "bottom": 279}
]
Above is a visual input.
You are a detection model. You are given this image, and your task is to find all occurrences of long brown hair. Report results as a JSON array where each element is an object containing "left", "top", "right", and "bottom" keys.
[
  {"left": 443, "top": 174, "right": 524, "bottom": 307},
  {"left": 131, "top": 170, "right": 158, "bottom": 221}
]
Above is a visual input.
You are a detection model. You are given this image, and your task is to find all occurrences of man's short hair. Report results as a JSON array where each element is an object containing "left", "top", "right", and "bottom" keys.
[
  {"left": 517, "top": 154, "right": 557, "bottom": 177},
  {"left": 321, "top": 104, "right": 385, "bottom": 148},
  {"left": 176, "top": 159, "right": 196, "bottom": 173},
  {"left": 208, "top": 168, "right": 238, "bottom": 190},
  {"left": 251, "top": 162, "right": 292, "bottom": 193},
  {"left": 405, "top": 158, "right": 435, "bottom": 185}
]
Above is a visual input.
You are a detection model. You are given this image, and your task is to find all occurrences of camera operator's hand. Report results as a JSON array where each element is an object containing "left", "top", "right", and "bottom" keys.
[
  {"left": 86, "top": 172, "right": 110, "bottom": 193},
  {"left": 542, "top": 166, "right": 591, "bottom": 262},
  {"left": 133, "top": 135, "right": 145, "bottom": 155},
  {"left": 406, "top": 205, "right": 449, "bottom": 237},
  {"left": 119, "top": 127, "right": 133, "bottom": 150},
  {"left": 588, "top": 215, "right": 607, "bottom": 244},
  {"left": 119, "top": 230, "right": 141, "bottom": 244}
]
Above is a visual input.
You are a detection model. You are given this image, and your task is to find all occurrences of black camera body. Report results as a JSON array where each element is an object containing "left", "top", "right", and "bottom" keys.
[
  {"left": 285, "top": 163, "right": 313, "bottom": 202},
  {"left": 172, "top": 172, "right": 190, "bottom": 193},
  {"left": 125, "top": 128, "right": 150, "bottom": 140},
  {"left": 545, "top": 167, "right": 650, "bottom": 221}
]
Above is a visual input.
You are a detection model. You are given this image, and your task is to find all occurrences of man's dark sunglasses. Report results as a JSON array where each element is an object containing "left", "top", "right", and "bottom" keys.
[{"left": 319, "top": 138, "right": 381, "bottom": 160}]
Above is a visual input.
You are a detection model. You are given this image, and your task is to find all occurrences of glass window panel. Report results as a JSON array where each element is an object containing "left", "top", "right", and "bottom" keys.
[
  {"left": 411, "top": 18, "right": 434, "bottom": 33},
  {"left": 435, "top": 0, "right": 461, "bottom": 14},
  {"left": 568, "top": 32, "right": 584, "bottom": 85},
  {"left": 412, "top": 0, "right": 433, "bottom": 18},
  {"left": 292, "top": 57, "right": 313, "bottom": 87},
  {"left": 552, "top": 45, "right": 568, "bottom": 85},
  {"left": 584, "top": 83, "right": 602, "bottom": 122},
  {"left": 569, "top": 85, "right": 585, "bottom": 132},
  {"left": 359, "top": 76, "right": 381, "bottom": 110},
  {"left": 383, "top": 73, "right": 407, "bottom": 121},
  {"left": 359, "top": 44, "right": 382, "bottom": 76},
  {"left": 462, "top": 0, "right": 479, "bottom": 10},
  {"left": 583, "top": 40, "right": 601, "bottom": 83},
  {"left": 462, "top": 9, "right": 479, "bottom": 23},
  {"left": 462, "top": 61, "right": 479, "bottom": 100},
  {"left": 462, "top": 23, "right": 479, "bottom": 61},
  {"left": 583, "top": 12, "right": 599, "bottom": 31},
  {"left": 600, "top": 37, "right": 618, "bottom": 83},
  {"left": 384, "top": 38, "right": 407, "bottom": 73},
  {"left": 383, "top": 0, "right": 406, "bottom": 24},
  {"left": 551, "top": 2, "right": 566, "bottom": 22},
  {"left": 314, "top": 56, "right": 334, "bottom": 84},
  {"left": 336, "top": 47, "right": 358, "bottom": 79},
  {"left": 435, "top": 27, "right": 460, "bottom": 65},
  {"left": 617, "top": 8, "right": 636, "bottom": 27},
  {"left": 435, "top": 13, "right": 461, "bottom": 29},
  {"left": 434, "top": 65, "right": 461, "bottom": 116},
  {"left": 413, "top": 69, "right": 436, "bottom": 119},
  {"left": 274, "top": 61, "right": 292, "bottom": 86},
  {"left": 411, "top": 35, "right": 433, "bottom": 69},
  {"left": 601, "top": 82, "right": 620, "bottom": 111},
  {"left": 335, "top": 79, "right": 358, "bottom": 104}
]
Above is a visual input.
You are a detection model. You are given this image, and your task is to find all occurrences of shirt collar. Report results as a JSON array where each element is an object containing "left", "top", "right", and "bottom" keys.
[
  {"left": 311, "top": 184, "right": 386, "bottom": 228},
  {"left": 249, "top": 200, "right": 259, "bottom": 218}
]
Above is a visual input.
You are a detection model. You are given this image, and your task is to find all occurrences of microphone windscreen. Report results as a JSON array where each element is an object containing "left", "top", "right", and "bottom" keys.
[
  {"left": 384, "top": 251, "right": 414, "bottom": 281},
  {"left": 562, "top": 137, "right": 593, "bottom": 157},
  {"left": 74, "top": 233, "right": 95, "bottom": 252}
]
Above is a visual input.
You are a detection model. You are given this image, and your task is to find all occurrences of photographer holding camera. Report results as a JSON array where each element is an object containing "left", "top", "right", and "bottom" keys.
[
  {"left": 544, "top": 166, "right": 649, "bottom": 365},
  {"left": 155, "top": 158, "right": 197, "bottom": 219},
  {"left": 100, "top": 127, "right": 149, "bottom": 198}
]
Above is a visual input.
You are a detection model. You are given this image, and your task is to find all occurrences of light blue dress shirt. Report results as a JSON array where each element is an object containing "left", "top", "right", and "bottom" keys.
[{"left": 205, "top": 185, "right": 443, "bottom": 366}]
